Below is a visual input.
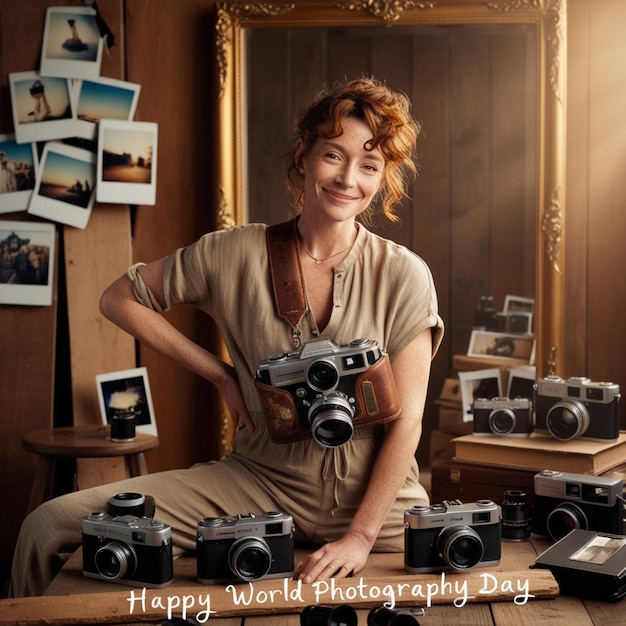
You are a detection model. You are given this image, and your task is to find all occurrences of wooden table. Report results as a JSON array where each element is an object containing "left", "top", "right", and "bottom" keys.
[{"left": 1, "top": 537, "right": 623, "bottom": 625}]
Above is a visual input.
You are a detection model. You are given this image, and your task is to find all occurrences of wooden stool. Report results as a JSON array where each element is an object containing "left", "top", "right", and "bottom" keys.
[{"left": 22, "top": 425, "right": 159, "bottom": 513}]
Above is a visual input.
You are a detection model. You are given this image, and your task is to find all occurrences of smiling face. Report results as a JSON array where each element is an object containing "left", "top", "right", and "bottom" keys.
[{"left": 295, "top": 115, "right": 385, "bottom": 226}]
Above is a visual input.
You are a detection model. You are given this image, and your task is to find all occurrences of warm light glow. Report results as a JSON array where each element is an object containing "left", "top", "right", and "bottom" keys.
[{"left": 108, "top": 390, "right": 139, "bottom": 410}]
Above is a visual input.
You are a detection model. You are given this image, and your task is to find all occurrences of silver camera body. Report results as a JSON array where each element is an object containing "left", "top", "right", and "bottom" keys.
[
  {"left": 82, "top": 512, "right": 173, "bottom": 588},
  {"left": 534, "top": 375, "right": 621, "bottom": 441},
  {"left": 404, "top": 499, "right": 502, "bottom": 573},
  {"left": 472, "top": 396, "right": 533, "bottom": 437},
  {"left": 532, "top": 470, "right": 625, "bottom": 541},
  {"left": 196, "top": 511, "right": 294, "bottom": 584}
]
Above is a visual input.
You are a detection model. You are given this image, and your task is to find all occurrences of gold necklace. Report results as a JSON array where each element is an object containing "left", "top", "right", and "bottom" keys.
[{"left": 300, "top": 241, "right": 353, "bottom": 265}]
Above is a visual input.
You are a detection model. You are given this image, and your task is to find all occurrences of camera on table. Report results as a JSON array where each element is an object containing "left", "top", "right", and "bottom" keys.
[
  {"left": 196, "top": 511, "right": 294, "bottom": 584},
  {"left": 532, "top": 470, "right": 625, "bottom": 541},
  {"left": 404, "top": 499, "right": 501, "bottom": 574},
  {"left": 472, "top": 397, "right": 533, "bottom": 437},
  {"left": 534, "top": 375, "right": 621, "bottom": 441},
  {"left": 255, "top": 338, "right": 400, "bottom": 447},
  {"left": 82, "top": 511, "right": 173, "bottom": 588}
]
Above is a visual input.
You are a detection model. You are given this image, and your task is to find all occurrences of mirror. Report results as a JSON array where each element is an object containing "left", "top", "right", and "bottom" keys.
[{"left": 212, "top": 0, "right": 566, "bottom": 382}]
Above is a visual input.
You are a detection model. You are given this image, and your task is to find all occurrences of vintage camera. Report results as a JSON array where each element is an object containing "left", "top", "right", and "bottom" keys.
[
  {"left": 472, "top": 397, "right": 533, "bottom": 437},
  {"left": 82, "top": 512, "right": 173, "bottom": 588},
  {"left": 404, "top": 499, "right": 501, "bottom": 574},
  {"left": 196, "top": 511, "right": 294, "bottom": 584},
  {"left": 532, "top": 470, "right": 625, "bottom": 541},
  {"left": 255, "top": 338, "right": 399, "bottom": 447},
  {"left": 534, "top": 375, "right": 621, "bottom": 441},
  {"left": 534, "top": 529, "right": 626, "bottom": 602}
]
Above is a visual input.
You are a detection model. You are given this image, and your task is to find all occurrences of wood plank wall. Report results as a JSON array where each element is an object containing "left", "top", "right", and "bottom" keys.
[{"left": 1, "top": 0, "right": 625, "bottom": 593}]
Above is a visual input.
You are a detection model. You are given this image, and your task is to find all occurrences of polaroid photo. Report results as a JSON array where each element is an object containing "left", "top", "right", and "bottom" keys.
[
  {"left": 459, "top": 368, "right": 503, "bottom": 422},
  {"left": 74, "top": 77, "right": 141, "bottom": 140},
  {"left": 0, "top": 134, "right": 37, "bottom": 214},
  {"left": 507, "top": 366, "right": 536, "bottom": 400},
  {"left": 40, "top": 6, "right": 103, "bottom": 80},
  {"left": 503, "top": 295, "right": 535, "bottom": 316},
  {"left": 97, "top": 120, "right": 158, "bottom": 205},
  {"left": 9, "top": 71, "right": 76, "bottom": 145},
  {"left": 96, "top": 367, "right": 158, "bottom": 437},
  {"left": 28, "top": 142, "right": 96, "bottom": 230},
  {"left": 0, "top": 220, "right": 55, "bottom": 306},
  {"left": 468, "top": 329, "right": 535, "bottom": 362}
]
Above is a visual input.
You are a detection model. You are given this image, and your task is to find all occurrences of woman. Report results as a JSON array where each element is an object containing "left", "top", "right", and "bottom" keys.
[{"left": 10, "top": 76, "right": 443, "bottom": 597}]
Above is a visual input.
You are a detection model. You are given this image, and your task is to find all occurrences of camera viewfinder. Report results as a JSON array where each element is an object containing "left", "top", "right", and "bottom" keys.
[
  {"left": 565, "top": 483, "right": 581, "bottom": 498},
  {"left": 473, "top": 512, "right": 491, "bottom": 524},
  {"left": 342, "top": 354, "right": 365, "bottom": 370},
  {"left": 265, "top": 523, "right": 283, "bottom": 535}
]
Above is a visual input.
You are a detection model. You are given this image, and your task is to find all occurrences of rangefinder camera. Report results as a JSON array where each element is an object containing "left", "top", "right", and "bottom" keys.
[
  {"left": 82, "top": 512, "right": 173, "bottom": 588},
  {"left": 532, "top": 470, "right": 625, "bottom": 541},
  {"left": 196, "top": 511, "right": 294, "bottom": 584},
  {"left": 255, "top": 338, "right": 399, "bottom": 447},
  {"left": 404, "top": 499, "right": 502, "bottom": 574},
  {"left": 472, "top": 397, "right": 533, "bottom": 437},
  {"left": 534, "top": 375, "right": 621, "bottom": 441}
]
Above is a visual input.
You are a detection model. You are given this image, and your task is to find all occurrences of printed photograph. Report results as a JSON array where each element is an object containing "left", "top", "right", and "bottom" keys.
[
  {"left": 40, "top": 6, "right": 103, "bottom": 79},
  {"left": 507, "top": 366, "right": 536, "bottom": 400},
  {"left": 0, "top": 134, "right": 37, "bottom": 214},
  {"left": 97, "top": 120, "right": 158, "bottom": 205},
  {"left": 9, "top": 72, "right": 76, "bottom": 144},
  {"left": 0, "top": 221, "right": 55, "bottom": 306},
  {"left": 468, "top": 329, "right": 536, "bottom": 362},
  {"left": 96, "top": 367, "right": 157, "bottom": 437},
  {"left": 459, "top": 369, "right": 503, "bottom": 421},
  {"left": 28, "top": 142, "right": 96, "bottom": 230},
  {"left": 74, "top": 77, "right": 141, "bottom": 140}
]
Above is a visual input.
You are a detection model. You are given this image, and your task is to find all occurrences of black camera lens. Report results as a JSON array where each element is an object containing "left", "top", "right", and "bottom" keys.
[
  {"left": 546, "top": 400, "right": 589, "bottom": 440},
  {"left": 489, "top": 408, "right": 516, "bottom": 434},
  {"left": 309, "top": 394, "right": 354, "bottom": 447},
  {"left": 307, "top": 360, "right": 340, "bottom": 392},
  {"left": 229, "top": 537, "right": 272, "bottom": 581},
  {"left": 109, "top": 492, "right": 145, "bottom": 517},
  {"left": 546, "top": 502, "right": 588, "bottom": 541},
  {"left": 437, "top": 525, "right": 484, "bottom": 570},
  {"left": 300, "top": 604, "right": 358, "bottom": 626},
  {"left": 95, "top": 541, "right": 136, "bottom": 580},
  {"left": 501, "top": 490, "right": 531, "bottom": 541},
  {"left": 368, "top": 606, "right": 420, "bottom": 625}
]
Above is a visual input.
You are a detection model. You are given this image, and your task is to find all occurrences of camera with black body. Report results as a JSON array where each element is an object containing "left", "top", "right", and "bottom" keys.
[
  {"left": 534, "top": 375, "right": 621, "bottom": 441},
  {"left": 404, "top": 499, "right": 502, "bottom": 574},
  {"left": 255, "top": 338, "right": 400, "bottom": 447},
  {"left": 82, "top": 511, "right": 173, "bottom": 588},
  {"left": 534, "top": 529, "right": 626, "bottom": 602},
  {"left": 196, "top": 511, "right": 294, "bottom": 584},
  {"left": 532, "top": 470, "right": 625, "bottom": 541},
  {"left": 472, "top": 397, "right": 533, "bottom": 437}
]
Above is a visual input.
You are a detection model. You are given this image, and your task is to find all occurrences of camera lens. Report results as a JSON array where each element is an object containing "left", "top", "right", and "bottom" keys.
[
  {"left": 95, "top": 541, "right": 136, "bottom": 580},
  {"left": 109, "top": 492, "right": 145, "bottom": 517},
  {"left": 229, "top": 537, "right": 272, "bottom": 581},
  {"left": 300, "top": 604, "right": 358, "bottom": 626},
  {"left": 489, "top": 408, "right": 516, "bottom": 435},
  {"left": 368, "top": 606, "right": 420, "bottom": 625},
  {"left": 501, "top": 490, "right": 531, "bottom": 541},
  {"left": 437, "top": 525, "right": 484, "bottom": 570},
  {"left": 306, "top": 360, "right": 340, "bottom": 392},
  {"left": 309, "top": 394, "right": 354, "bottom": 447},
  {"left": 546, "top": 502, "right": 588, "bottom": 541},
  {"left": 546, "top": 400, "right": 589, "bottom": 440}
]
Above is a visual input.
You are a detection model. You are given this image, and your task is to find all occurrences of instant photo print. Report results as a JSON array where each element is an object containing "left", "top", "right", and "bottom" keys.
[
  {"left": 458, "top": 368, "right": 503, "bottom": 422},
  {"left": 96, "top": 368, "right": 158, "bottom": 438},
  {"left": 28, "top": 142, "right": 96, "bottom": 229},
  {"left": 9, "top": 71, "right": 76, "bottom": 145},
  {"left": 97, "top": 120, "right": 158, "bottom": 205},
  {"left": 534, "top": 530, "right": 626, "bottom": 602},
  {"left": 40, "top": 6, "right": 103, "bottom": 80},
  {"left": 0, "top": 134, "right": 37, "bottom": 214},
  {"left": 0, "top": 220, "right": 55, "bottom": 306},
  {"left": 74, "top": 77, "right": 141, "bottom": 141},
  {"left": 468, "top": 329, "right": 535, "bottom": 362}
]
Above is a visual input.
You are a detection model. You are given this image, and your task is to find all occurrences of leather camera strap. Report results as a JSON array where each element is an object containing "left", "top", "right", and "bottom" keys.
[{"left": 266, "top": 218, "right": 307, "bottom": 347}]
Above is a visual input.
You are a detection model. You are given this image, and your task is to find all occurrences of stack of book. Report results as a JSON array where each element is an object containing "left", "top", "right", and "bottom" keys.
[{"left": 452, "top": 431, "right": 626, "bottom": 475}]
